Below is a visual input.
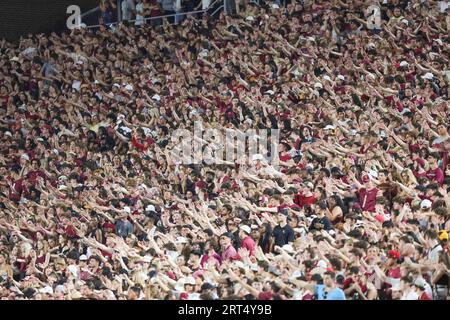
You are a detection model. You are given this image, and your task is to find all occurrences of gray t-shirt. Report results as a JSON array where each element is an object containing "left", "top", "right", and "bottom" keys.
[{"left": 122, "top": 0, "right": 136, "bottom": 20}]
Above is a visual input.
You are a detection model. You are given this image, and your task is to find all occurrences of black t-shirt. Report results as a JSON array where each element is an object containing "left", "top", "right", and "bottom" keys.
[
  {"left": 272, "top": 224, "right": 295, "bottom": 247},
  {"left": 309, "top": 216, "right": 333, "bottom": 231},
  {"left": 232, "top": 229, "right": 241, "bottom": 249}
]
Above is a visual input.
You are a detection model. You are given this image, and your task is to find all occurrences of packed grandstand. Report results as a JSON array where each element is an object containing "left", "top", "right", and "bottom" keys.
[{"left": 0, "top": 0, "right": 449, "bottom": 300}]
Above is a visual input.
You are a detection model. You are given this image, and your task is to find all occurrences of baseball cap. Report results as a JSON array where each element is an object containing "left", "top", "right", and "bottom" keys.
[
  {"left": 439, "top": 230, "right": 448, "bottom": 242},
  {"left": 240, "top": 225, "right": 251, "bottom": 235},
  {"left": 303, "top": 181, "right": 314, "bottom": 189},
  {"left": 314, "top": 82, "right": 323, "bottom": 89},
  {"left": 252, "top": 154, "right": 264, "bottom": 161},
  {"left": 388, "top": 250, "right": 401, "bottom": 260},
  {"left": 413, "top": 278, "right": 427, "bottom": 289},
  {"left": 176, "top": 237, "right": 188, "bottom": 244},
  {"left": 420, "top": 199, "right": 432, "bottom": 209},
  {"left": 79, "top": 255, "right": 88, "bottom": 261},
  {"left": 221, "top": 232, "right": 234, "bottom": 239},
  {"left": 201, "top": 283, "right": 216, "bottom": 292},
  {"left": 184, "top": 276, "right": 196, "bottom": 286}
]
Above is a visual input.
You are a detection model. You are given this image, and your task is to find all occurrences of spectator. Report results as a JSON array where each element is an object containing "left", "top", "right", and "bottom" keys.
[
  {"left": 121, "top": 0, "right": 136, "bottom": 21},
  {"left": 0, "top": 0, "right": 449, "bottom": 300}
]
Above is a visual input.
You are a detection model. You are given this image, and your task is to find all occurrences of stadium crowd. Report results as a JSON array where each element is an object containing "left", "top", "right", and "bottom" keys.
[{"left": 0, "top": 0, "right": 450, "bottom": 300}]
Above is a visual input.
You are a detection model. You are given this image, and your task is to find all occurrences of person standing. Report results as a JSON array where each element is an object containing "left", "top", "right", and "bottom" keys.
[
  {"left": 239, "top": 225, "right": 256, "bottom": 256},
  {"left": 226, "top": 219, "right": 241, "bottom": 250},
  {"left": 173, "top": 0, "right": 183, "bottom": 24},
  {"left": 161, "top": 0, "right": 175, "bottom": 24},
  {"left": 271, "top": 209, "right": 295, "bottom": 250},
  {"left": 294, "top": 271, "right": 346, "bottom": 300},
  {"left": 135, "top": 0, "right": 146, "bottom": 26},
  {"left": 219, "top": 232, "right": 239, "bottom": 262},
  {"left": 121, "top": 0, "right": 136, "bottom": 21}
]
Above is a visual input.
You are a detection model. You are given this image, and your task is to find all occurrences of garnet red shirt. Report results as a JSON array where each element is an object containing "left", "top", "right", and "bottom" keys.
[
  {"left": 294, "top": 193, "right": 317, "bottom": 208},
  {"left": 419, "top": 292, "right": 431, "bottom": 300},
  {"left": 426, "top": 167, "right": 444, "bottom": 186},
  {"left": 258, "top": 291, "right": 274, "bottom": 300},
  {"left": 241, "top": 236, "right": 256, "bottom": 256},
  {"left": 279, "top": 152, "right": 292, "bottom": 162},
  {"left": 358, "top": 187, "right": 379, "bottom": 212}
]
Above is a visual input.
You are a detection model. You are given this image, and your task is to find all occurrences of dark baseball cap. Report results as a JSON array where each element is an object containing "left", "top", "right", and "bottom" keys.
[
  {"left": 221, "top": 232, "right": 234, "bottom": 239},
  {"left": 201, "top": 283, "right": 216, "bottom": 292}
]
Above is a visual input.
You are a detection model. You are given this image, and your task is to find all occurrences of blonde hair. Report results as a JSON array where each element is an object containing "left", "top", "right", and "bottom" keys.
[
  {"left": 132, "top": 270, "right": 148, "bottom": 286},
  {"left": 400, "top": 168, "right": 418, "bottom": 186},
  {"left": 21, "top": 242, "right": 33, "bottom": 257}
]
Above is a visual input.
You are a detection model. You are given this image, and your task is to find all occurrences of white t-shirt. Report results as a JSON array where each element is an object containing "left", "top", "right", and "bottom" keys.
[
  {"left": 438, "top": 1, "right": 450, "bottom": 12},
  {"left": 202, "top": 0, "right": 211, "bottom": 10},
  {"left": 428, "top": 244, "right": 443, "bottom": 264},
  {"left": 366, "top": 5, "right": 382, "bottom": 30},
  {"left": 402, "top": 291, "right": 419, "bottom": 300},
  {"left": 174, "top": 0, "right": 182, "bottom": 11},
  {"left": 444, "top": 70, "right": 450, "bottom": 83},
  {"left": 122, "top": 0, "right": 136, "bottom": 20},
  {"left": 135, "top": 2, "right": 144, "bottom": 25},
  {"left": 72, "top": 80, "right": 81, "bottom": 92}
]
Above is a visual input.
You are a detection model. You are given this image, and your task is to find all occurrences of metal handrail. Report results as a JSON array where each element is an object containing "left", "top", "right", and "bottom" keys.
[
  {"left": 210, "top": 5, "right": 224, "bottom": 17},
  {"left": 84, "top": 9, "right": 203, "bottom": 29},
  {"left": 83, "top": 0, "right": 225, "bottom": 29},
  {"left": 81, "top": 1, "right": 121, "bottom": 25},
  {"left": 81, "top": 5, "right": 101, "bottom": 19}
]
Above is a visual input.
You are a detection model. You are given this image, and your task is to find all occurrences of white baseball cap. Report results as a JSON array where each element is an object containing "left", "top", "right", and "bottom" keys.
[
  {"left": 79, "top": 255, "right": 88, "bottom": 261},
  {"left": 39, "top": 286, "right": 54, "bottom": 295},
  {"left": 240, "top": 225, "right": 251, "bottom": 235},
  {"left": 317, "top": 260, "right": 327, "bottom": 268},
  {"left": 252, "top": 154, "right": 264, "bottom": 161},
  {"left": 176, "top": 237, "right": 188, "bottom": 244},
  {"left": 420, "top": 199, "right": 432, "bottom": 209},
  {"left": 421, "top": 72, "right": 434, "bottom": 80},
  {"left": 185, "top": 276, "right": 196, "bottom": 285}
]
